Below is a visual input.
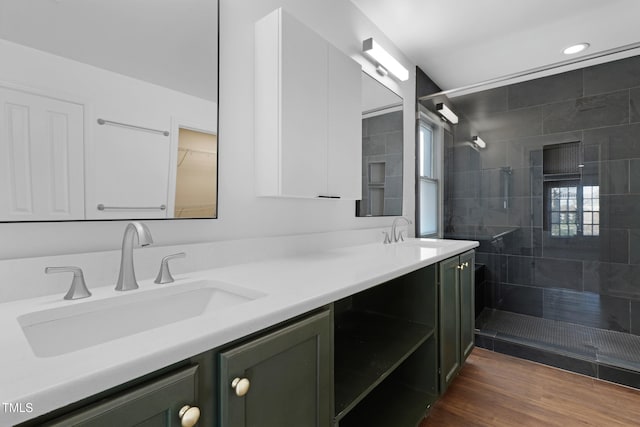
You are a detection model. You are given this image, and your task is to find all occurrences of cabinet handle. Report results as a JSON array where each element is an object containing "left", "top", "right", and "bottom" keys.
[
  {"left": 231, "top": 377, "right": 251, "bottom": 397},
  {"left": 464, "top": 261, "right": 469, "bottom": 267},
  {"left": 457, "top": 265, "right": 463, "bottom": 270},
  {"left": 178, "top": 405, "right": 200, "bottom": 427}
]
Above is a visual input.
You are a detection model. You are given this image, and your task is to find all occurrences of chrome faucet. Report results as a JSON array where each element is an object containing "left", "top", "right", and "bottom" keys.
[
  {"left": 390, "top": 216, "right": 412, "bottom": 243},
  {"left": 115, "top": 222, "right": 153, "bottom": 291}
]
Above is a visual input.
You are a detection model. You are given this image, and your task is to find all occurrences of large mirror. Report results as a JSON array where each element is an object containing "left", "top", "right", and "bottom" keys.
[
  {"left": 0, "top": 0, "right": 218, "bottom": 221},
  {"left": 356, "top": 72, "right": 403, "bottom": 217}
]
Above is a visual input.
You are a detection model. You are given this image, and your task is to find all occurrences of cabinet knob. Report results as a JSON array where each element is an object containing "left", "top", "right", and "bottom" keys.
[
  {"left": 231, "top": 377, "right": 251, "bottom": 397},
  {"left": 178, "top": 405, "right": 200, "bottom": 427},
  {"left": 457, "top": 265, "right": 463, "bottom": 270}
]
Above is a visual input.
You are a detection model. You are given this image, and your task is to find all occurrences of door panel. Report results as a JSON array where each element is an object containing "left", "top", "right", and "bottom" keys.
[
  {"left": 0, "top": 87, "right": 84, "bottom": 221},
  {"left": 219, "top": 310, "right": 332, "bottom": 427},
  {"left": 460, "top": 251, "right": 475, "bottom": 362},
  {"left": 439, "top": 256, "right": 460, "bottom": 394}
]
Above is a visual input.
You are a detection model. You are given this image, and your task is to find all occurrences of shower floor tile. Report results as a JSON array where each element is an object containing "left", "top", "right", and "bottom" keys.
[{"left": 477, "top": 309, "right": 640, "bottom": 370}]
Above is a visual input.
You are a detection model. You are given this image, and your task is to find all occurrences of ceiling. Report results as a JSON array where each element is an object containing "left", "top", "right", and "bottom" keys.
[
  {"left": 350, "top": 0, "right": 640, "bottom": 91},
  {"left": 0, "top": 0, "right": 218, "bottom": 101}
]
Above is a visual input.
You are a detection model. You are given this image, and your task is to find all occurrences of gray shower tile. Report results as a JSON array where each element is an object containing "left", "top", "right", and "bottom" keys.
[
  {"left": 385, "top": 131, "right": 403, "bottom": 155},
  {"left": 534, "top": 257, "right": 583, "bottom": 291},
  {"left": 583, "top": 123, "right": 640, "bottom": 162},
  {"left": 480, "top": 198, "right": 509, "bottom": 226},
  {"left": 495, "top": 283, "right": 543, "bottom": 317},
  {"left": 631, "top": 301, "right": 640, "bottom": 336},
  {"left": 581, "top": 160, "right": 629, "bottom": 195},
  {"left": 451, "top": 170, "right": 480, "bottom": 198},
  {"left": 543, "top": 90, "right": 629, "bottom": 134},
  {"left": 598, "top": 365, "right": 640, "bottom": 389},
  {"left": 476, "top": 252, "right": 507, "bottom": 284},
  {"left": 631, "top": 88, "right": 640, "bottom": 124},
  {"left": 451, "top": 86, "right": 508, "bottom": 118},
  {"left": 448, "top": 197, "right": 481, "bottom": 227},
  {"left": 479, "top": 140, "right": 509, "bottom": 170},
  {"left": 583, "top": 55, "right": 640, "bottom": 95},
  {"left": 630, "top": 230, "right": 640, "bottom": 265},
  {"left": 510, "top": 167, "right": 542, "bottom": 198},
  {"left": 472, "top": 106, "right": 543, "bottom": 142},
  {"left": 452, "top": 144, "right": 481, "bottom": 172},
  {"left": 383, "top": 198, "right": 402, "bottom": 216},
  {"left": 508, "top": 197, "right": 542, "bottom": 228},
  {"left": 384, "top": 176, "right": 402, "bottom": 198},
  {"left": 385, "top": 132, "right": 403, "bottom": 154},
  {"left": 366, "top": 110, "right": 402, "bottom": 135},
  {"left": 480, "top": 169, "right": 503, "bottom": 199},
  {"left": 541, "top": 232, "right": 599, "bottom": 262},
  {"left": 630, "top": 159, "right": 640, "bottom": 193},
  {"left": 584, "top": 261, "right": 640, "bottom": 299},
  {"left": 384, "top": 153, "right": 403, "bottom": 177},
  {"left": 543, "top": 288, "right": 630, "bottom": 332},
  {"left": 363, "top": 134, "right": 385, "bottom": 155},
  {"left": 506, "top": 255, "right": 535, "bottom": 286},
  {"left": 508, "top": 69, "right": 583, "bottom": 109},
  {"left": 600, "top": 194, "right": 640, "bottom": 229}
]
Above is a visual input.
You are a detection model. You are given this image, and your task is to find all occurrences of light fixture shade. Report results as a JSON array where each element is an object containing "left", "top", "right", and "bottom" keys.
[
  {"left": 472, "top": 136, "right": 486, "bottom": 149},
  {"left": 436, "top": 103, "right": 459, "bottom": 124},
  {"left": 362, "top": 38, "right": 409, "bottom": 81}
]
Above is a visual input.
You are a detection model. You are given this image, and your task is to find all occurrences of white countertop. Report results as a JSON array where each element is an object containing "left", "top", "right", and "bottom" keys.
[{"left": 0, "top": 238, "right": 477, "bottom": 425}]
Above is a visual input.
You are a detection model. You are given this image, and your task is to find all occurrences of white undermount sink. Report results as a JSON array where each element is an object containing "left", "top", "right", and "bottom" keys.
[{"left": 18, "top": 279, "right": 266, "bottom": 358}]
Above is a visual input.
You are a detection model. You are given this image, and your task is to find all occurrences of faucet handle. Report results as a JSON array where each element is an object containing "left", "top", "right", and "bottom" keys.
[
  {"left": 382, "top": 231, "right": 392, "bottom": 244},
  {"left": 154, "top": 252, "right": 186, "bottom": 284},
  {"left": 45, "top": 266, "right": 92, "bottom": 300},
  {"left": 397, "top": 230, "right": 406, "bottom": 242}
]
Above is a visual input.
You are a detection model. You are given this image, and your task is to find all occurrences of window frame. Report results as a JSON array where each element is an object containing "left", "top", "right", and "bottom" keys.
[{"left": 416, "top": 108, "right": 443, "bottom": 238}]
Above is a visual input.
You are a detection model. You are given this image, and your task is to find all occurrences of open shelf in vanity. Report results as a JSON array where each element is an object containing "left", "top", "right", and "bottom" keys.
[{"left": 333, "top": 265, "right": 439, "bottom": 426}]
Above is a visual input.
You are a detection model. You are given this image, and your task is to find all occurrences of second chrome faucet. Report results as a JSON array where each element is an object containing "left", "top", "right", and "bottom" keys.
[{"left": 115, "top": 222, "right": 154, "bottom": 291}]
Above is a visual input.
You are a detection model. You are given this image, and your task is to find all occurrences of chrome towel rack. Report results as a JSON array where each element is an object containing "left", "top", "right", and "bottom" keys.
[
  {"left": 97, "top": 204, "right": 167, "bottom": 211},
  {"left": 97, "top": 118, "right": 170, "bottom": 137}
]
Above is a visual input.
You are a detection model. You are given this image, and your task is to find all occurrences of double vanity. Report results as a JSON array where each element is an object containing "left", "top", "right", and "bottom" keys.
[{"left": 0, "top": 229, "right": 477, "bottom": 427}]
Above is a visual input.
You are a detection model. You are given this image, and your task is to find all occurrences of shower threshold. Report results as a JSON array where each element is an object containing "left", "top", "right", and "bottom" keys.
[{"left": 476, "top": 309, "right": 640, "bottom": 389}]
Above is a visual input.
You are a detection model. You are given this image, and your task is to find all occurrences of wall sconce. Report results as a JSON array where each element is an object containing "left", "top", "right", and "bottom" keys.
[
  {"left": 436, "top": 103, "right": 459, "bottom": 124},
  {"left": 472, "top": 136, "right": 486, "bottom": 149},
  {"left": 362, "top": 38, "right": 409, "bottom": 81}
]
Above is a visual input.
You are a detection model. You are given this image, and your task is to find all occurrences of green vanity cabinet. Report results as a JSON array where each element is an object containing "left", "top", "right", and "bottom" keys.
[
  {"left": 438, "top": 250, "right": 475, "bottom": 394},
  {"left": 18, "top": 350, "right": 216, "bottom": 427},
  {"left": 218, "top": 309, "right": 333, "bottom": 427}
]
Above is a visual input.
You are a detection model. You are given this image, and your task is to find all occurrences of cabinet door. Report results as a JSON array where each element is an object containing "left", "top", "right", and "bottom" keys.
[
  {"left": 439, "top": 256, "right": 461, "bottom": 394},
  {"left": 46, "top": 366, "right": 199, "bottom": 427},
  {"left": 0, "top": 87, "right": 84, "bottom": 221},
  {"left": 326, "top": 44, "right": 361, "bottom": 199},
  {"left": 219, "top": 310, "right": 332, "bottom": 427},
  {"left": 460, "top": 250, "right": 475, "bottom": 362},
  {"left": 279, "top": 10, "right": 328, "bottom": 198}
]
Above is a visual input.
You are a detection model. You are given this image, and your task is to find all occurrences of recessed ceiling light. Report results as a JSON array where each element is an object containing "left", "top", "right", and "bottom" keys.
[{"left": 563, "top": 43, "right": 590, "bottom": 55}]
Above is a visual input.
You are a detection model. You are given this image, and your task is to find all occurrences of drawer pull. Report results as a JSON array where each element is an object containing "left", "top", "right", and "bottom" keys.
[
  {"left": 178, "top": 405, "right": 200, "bottom": 427},
  {"left": 231, "top": 377, "right": 251, "bottom": 397}
]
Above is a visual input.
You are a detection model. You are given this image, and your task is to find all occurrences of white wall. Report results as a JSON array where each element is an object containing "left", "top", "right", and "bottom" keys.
[{"left": 0, "top": 0, "right": 416, "bottom": 260}]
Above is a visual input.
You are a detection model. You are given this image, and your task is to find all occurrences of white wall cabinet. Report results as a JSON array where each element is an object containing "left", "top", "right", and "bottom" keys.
[
  {"left": 0, "top": 87, "right": 84, "bottom": 221},
  {"left": 255, "top": 8, "right": 362, "bottom": 199}
]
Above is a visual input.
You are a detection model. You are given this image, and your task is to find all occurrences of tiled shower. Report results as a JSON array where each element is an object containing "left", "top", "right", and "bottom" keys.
[{"left": 436, "top": 55, "right": 640, "bottom": 386}]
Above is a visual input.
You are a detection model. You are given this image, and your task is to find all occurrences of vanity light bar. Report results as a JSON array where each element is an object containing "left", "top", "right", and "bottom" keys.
[
  {"left": 362, "top": 38, "right": 409, "bottom": 81},
  {"left": 436, "top": 103, "right": 459, "bottom": 124},
  {"left": 472, "top": 136, "right": 486, "bottom": 149}
]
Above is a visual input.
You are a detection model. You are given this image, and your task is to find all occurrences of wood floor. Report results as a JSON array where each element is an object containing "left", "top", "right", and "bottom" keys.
[{"left": 420, "top": 348, "right": 640, "bottom": 427}]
